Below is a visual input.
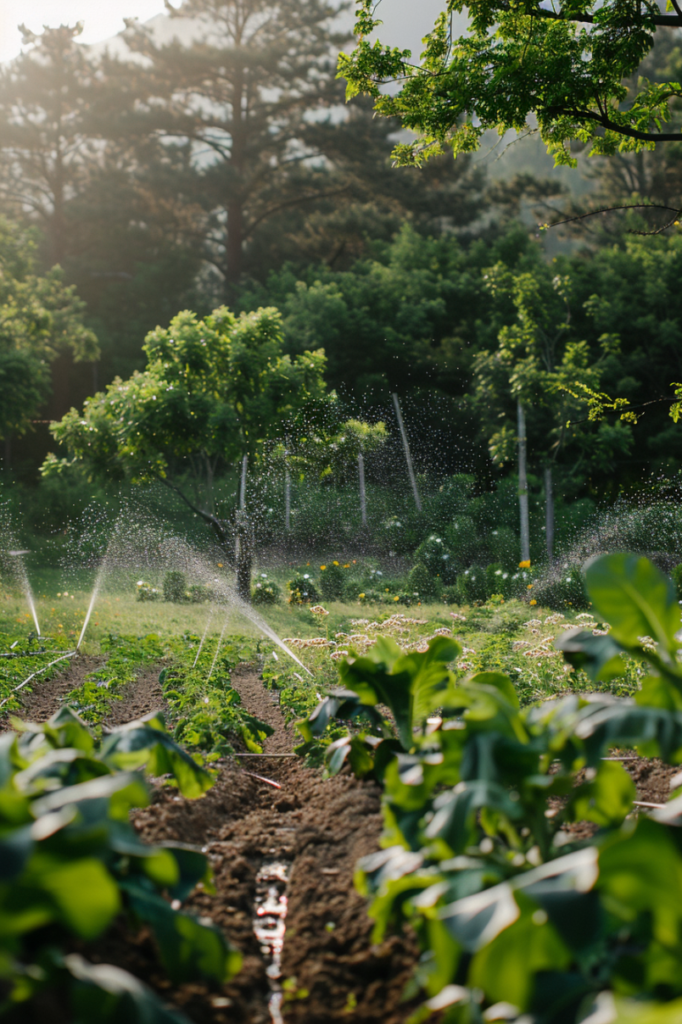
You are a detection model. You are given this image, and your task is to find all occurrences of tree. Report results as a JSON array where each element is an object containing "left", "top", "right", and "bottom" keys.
[
  {"left": 44, "top": 304, "right": 327, "bottom": 599},
  {"left": 0, "top": 23, "right": 99, "bottom": 268},
  {"left": 115, "top": 0, "right": 351, "bottom": 285},
  {"left": 473, "top": 261, "right": 634, "bottom": 558},
  {"left": 341, "top": 0, "right": 682, "bottom": 169},
  {"left": 0, "top": 217, "right": 98, "bottom": 455}
]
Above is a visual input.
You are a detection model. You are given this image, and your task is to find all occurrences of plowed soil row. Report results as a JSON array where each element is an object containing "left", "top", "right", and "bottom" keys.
[{"left": 8, "top": 658, "right": 681, "bottom": 1023}]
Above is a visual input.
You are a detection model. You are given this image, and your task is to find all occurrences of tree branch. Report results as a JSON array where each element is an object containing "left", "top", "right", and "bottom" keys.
[
  {"left": 158, "top": 475, "right": 232, "bottom": 554},
  {"left": 545, "top": 106, "right": 682, "bottom": 142}
]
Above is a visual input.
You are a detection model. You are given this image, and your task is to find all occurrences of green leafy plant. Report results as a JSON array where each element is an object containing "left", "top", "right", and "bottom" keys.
[
  {"left": 301, "top": 553, "right": 682, "bottom": 1022},
  {"left": 0, "top": 705, "right": 239, "bottom": 1021},
  {"left": 406, "top": 564, "right": 437, "bottom": 601},
  {"left": 287, "top": 574, "right": 320, "bottom": 605},
  {"left": 252, "top": 576, "right": 282, "bottom": 605},
  {"left": 163, "top": 571, "right": 187, "bottom": 604},
  {"left": 136, "top": 580, "right": 160, "bottom": 602},
  {"left": 319, "top": 563, "right": 345, "bottom": 602}
]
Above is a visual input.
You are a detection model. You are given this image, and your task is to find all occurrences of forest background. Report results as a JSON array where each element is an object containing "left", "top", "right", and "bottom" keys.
[{"left": 2, "top": 0, "right": 682, "bottom": 565}]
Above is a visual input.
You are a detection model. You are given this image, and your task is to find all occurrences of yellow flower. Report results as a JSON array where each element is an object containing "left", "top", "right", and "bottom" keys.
[
  {"left": 358, "top": 593, "right": 365, "bottom": 599},
  {"left": 333, "top": 560, "right": 339, "bottom": 566},
  {"left": 343, "top": 563, "right": 350, "bottom": 568},
  {"left": 320, "top": 565, "right": 326, "bottom": 570},
  {"left": 519, "top": 560, "right": 531, "bottom": 569},
  {"left": 394, "top": 596, "right": 400, "bottom": 602},
  {"left": 527, "top": 584, "right": 533, "bottom": 590},
  {"left": 530, "top": 599, "right": 537, "bottom": 606},
  {"left": 217, "top": 563, "right": 223, "bottom": 568}
]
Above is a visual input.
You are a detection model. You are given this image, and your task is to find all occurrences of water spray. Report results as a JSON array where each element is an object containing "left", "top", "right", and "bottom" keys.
[
  {"left": 193, "top": 605, "right": 215, "bottom": 668},
  {"left": 8, "top": 550, "right": 40, "bottom": 636}
]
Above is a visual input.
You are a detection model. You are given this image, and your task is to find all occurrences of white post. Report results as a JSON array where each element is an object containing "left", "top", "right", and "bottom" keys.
[
  {"left": 392, "top": 393, "right": 421, "bottom": 512},
  {"left": 545, "top": 465, "right": 554, "bottom": 564},
  {"left": 358, "top": 452, "right": 367, "bottom": 526},
  {"left": 517, "top": 400, "right": 530, "bottom": 563},
  {"left": 285, "top": 466, "right": 291, "bottom": 531}
]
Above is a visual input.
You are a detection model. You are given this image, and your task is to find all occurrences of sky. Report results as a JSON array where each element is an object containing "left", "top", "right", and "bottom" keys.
[{"left": 0, "top": 0, "right": 448, "bottom": 63}]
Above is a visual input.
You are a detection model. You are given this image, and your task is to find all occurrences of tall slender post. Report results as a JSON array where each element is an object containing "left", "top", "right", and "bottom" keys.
[
  {"left": 239, "top": 454, "right": 248, "bottom": 509},
  {"left": 545, "top": 466, "right": 554, "bottom": 564},
  {"left": 392, "top": 393, "right": 421, "bottom": 512},
  {"left": 285, "top": 467, "right": 291, "bottom": 531},
  {"left": 517, "top": 400, "right": 530, "bottom": 563},
  {"left": 358, "top": 452, "right": 367, "bottom": 526}
]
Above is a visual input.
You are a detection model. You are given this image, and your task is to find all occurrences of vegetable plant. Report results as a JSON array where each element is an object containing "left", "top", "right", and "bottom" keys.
[
  {"left": 0, "top": 705, "right": 240, "bottom": 1022},
  {"left": 302, "top": 554, "right": 682, "bottom": 1022}
]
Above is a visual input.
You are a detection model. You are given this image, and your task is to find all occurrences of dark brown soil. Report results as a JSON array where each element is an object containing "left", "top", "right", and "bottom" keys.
[
  {"left": 102, "top": 666, "right": 167, "bottom": 728},
  {"left": 0, "top": 653, "right": 103, "bottom": 730},
  {"left": 124, "top": 663, "right": 421, "bottom": 1024}
]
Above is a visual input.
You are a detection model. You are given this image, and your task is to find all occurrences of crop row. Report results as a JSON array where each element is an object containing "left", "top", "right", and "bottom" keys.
[{"left": 299, "top": 554, "right": 682, "bottom": 1023}]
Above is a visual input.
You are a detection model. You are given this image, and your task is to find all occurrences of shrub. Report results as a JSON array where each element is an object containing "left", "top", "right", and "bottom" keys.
[
  {"left": 440, "top": 584, "right": 460, "bottom": 605},
  {"left": 407, "top": 563, "right": 437, "bottom": 600},
  {"left": 532, "top": 563, "right": 589, "bottom": 609},
  {"left": 252, "top": 577, "right": 282, "bottom": 605},
  {"left": 288, "top": 574, "right": 320, "bottom": 604},
  {"left": 457, "top": 565, "right": 488, "bottom": 604},
  {"left": 319, "top": 562, "right": 345, "bottom": 601},
  {"left": 164, "top": 570, "right": 187, "bottom": 603},
  {"left": 136, "top": 580, "right": 160, "bottom": 602},
  {"left": 488, "top": 526, "right": 518, "bottom": 570},
  {"left": 188, "top": 583, "right": 211, "bottom": 603},
  {"left": 443, "top": 515, "right": 479, "bottom": 571},
  {"left": 485, "top": 562, "right": 512, "bottom": 598},
  {"left": 413, "top": 534, "right": 457, "bottom": 584}
]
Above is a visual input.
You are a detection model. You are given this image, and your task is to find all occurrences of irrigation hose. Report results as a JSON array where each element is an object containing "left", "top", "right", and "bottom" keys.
[{"left": 0, "top": 650, "right": 78, "bottom": 710}]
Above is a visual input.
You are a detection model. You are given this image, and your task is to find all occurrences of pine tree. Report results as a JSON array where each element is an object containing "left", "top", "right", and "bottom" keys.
[
  {"left": 0, "top": 24, "right": 99, "bottom": 268},
  {"left": 114, "top": 0, "right": 350, "bottom": 286}
]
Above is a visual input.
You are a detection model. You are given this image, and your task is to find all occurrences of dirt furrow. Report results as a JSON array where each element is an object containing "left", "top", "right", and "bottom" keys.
[
  {"left": 0, "top": 654, "right": 103, "bottom": 729},
  {"left": 128, "top": 665, "right": 420, "bottom": 1023}
]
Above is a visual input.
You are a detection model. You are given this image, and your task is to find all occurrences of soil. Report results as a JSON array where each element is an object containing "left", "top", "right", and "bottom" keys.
[
  {"left": 0, "top": 653, "right": 102, "bottom": 730},
  {"left": 8, "top": 659, "right": 682, "bottom": 1023}
]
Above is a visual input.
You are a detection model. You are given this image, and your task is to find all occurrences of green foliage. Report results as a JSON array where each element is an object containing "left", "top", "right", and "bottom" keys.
[
  {"left": 136, "top": 580, "right": 160, "bottom": 602},
  {"left": 414, "top": 535, "right": 457, "bottom": 585},
  {"left": 301, "top": 553, "right": 682, "bottom": 1021},
  {"left": 163, "top": 571, "right": 187, "bottom": 604},
  {"left": 0, "top": 216, "right": 97, "bottom": 439},
  {"left": 319, "top": 562, "right": 346, "bottom": 601},
  {"left": 0, "top": 705, "right": 239, "bottom": 1020},
  {"left": 671, "top": 563, "right": 682, "bottom": 600},
  {"left": 340, "top": 0, "right": 681, "bottom": 165},
  {"left": 287, "top": 574, "right": 320, "bottom": 605},
  {"left": 252, "top": 576, "right": 282, "bottom": 605},
  {"left": 44, "top": 305, "right": 328, "bottom": 501},
  {"left": 407, "top": 563, "right": 437, "bottom": 600},
  {"left": 161, "top": 634, "right": 274, "bottom": 755}
]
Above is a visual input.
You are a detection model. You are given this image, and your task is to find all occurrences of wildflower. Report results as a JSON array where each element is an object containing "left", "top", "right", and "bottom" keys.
[
  {"left": 519, "top": 560, "right": 531, "bottom": 569},
  {"left": 217, "top": 563, "right": 223, "bottom": 568},
  {"left": 333, "top": 560, "right": 339, "bottom": 566},
  {"left": 343, "top": 563, "right": 350, "bottom": 568},
  {"left": 320, "top": 565, "right": 326, "bottom": 570},
  {"left": 310, "top": 605, "right": 329, "bottom": 616},
  {"left": 530, "top": 599, "right": 537, "bottom": 606},
  {"left": 527, "top": 584, "right": 533, "bottom": 590},
  {"left": 394, "top": 596, "right": 400, "bottom": 602},
  {"left": 358, "top": 593, "right": 365, "bottom": 599}
]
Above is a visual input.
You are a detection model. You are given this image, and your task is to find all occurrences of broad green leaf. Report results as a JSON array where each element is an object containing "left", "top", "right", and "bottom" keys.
[
  {"left": 555, "top": 628, "right": 627, "bottom": 682},
  {"left": 66, "top": 953, "right": 190, "bottom": 1024},
  {"left": 568, "top": 761, "right": 636, "bottom": 827},
  {"left": 122, "top": 882, "right": 241, "bottom": 983},
  {"left": 101, "top": 715, "right": 213, "bottom": 799},
  {"left": 613, "top": 995, "right": 682, "bottom": 1023},
  {"left": 425, "top": 781, "right": 523, "bottom": 854},
  {"left": 585, "top": 554, "right": 681, "bottom": 654},
  {"left": 29, "top": 855, "right": 120, "bottom": 938},
  {"left": 468, "top": 896, "right": 571, "bottom": 1010}
]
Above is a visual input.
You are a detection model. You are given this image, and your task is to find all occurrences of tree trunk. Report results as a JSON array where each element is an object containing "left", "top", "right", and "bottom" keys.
[
  {"left": 358, "top": 452, "right": 367, "bottom": 526},
  {"left": 545, "top": 466, "right": 554, "bottom": 564},
  {"left": 285, "top": 467, "right": 291, "bottom": 531},
  {"left": 517, "top": 400, "right": 530, "bottom": 563},
  {"left": 235, "top": 510, "right": 253, "bottom": 603}
]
